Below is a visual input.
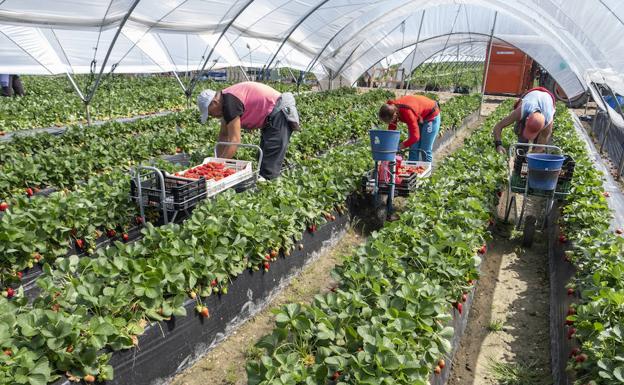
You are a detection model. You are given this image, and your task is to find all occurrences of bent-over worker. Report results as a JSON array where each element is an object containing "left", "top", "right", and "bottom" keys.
[
  {"left": 492, "top": 87, "right": 556, "bottom": 154},
  {"left": 197, "top": 81, "right": 299, "bottom": 180},
  {"left": 378, "top": 94, "right": 441, "bottom": 162}
]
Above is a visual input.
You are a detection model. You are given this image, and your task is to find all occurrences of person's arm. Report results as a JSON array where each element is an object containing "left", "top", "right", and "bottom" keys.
[
  {"left": 217, "top": 117, "right": 241, "bottom": 158},
  {"left": 492, "top": 107, "right": 521, "bottom": 154},
  {"left": 399, "top": 109, "right": 420, "bottom": 149}
]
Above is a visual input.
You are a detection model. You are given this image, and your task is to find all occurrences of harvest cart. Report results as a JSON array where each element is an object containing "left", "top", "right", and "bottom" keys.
[
  {"left": 131, "top": 142, "right": 262, "bottom": 225},
  {"left": 503, "top": 143, "right": 574, "bottom": 247}
]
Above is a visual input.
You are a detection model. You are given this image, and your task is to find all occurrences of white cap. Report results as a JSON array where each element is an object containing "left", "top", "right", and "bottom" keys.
[{"left": 197, "top": 89, "right": 216, "bottom": 124}]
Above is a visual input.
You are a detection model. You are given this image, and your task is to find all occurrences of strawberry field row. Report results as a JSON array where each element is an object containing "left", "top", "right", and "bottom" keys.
[
  {"left": 0, "top": 89, "right": 392, "bottom": 278},
  {"left": 0, "top": 75, "right": 309, "bottom": 133},
  {"left": 0, "top": 92, "right": 482, "bottom": 384},
  {"left": 550, "top": 106, "right": 624, "bottom": 385},
  {"left": 0, "top": 88, "right": 366, "bottom": 199},
  {"left": 245, "top": 103, "right": 511, "bottom": 384}
]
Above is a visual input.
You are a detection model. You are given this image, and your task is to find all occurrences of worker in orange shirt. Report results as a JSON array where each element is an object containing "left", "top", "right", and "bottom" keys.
[{"left": 378, "top": 94, "right": 440, "bottom": 162}]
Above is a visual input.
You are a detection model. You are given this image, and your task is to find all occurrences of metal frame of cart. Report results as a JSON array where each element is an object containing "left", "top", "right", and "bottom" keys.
[
  {"left": 503, "top": 143, "right": 573, "bottom": 246},
  {"left": 131, "top": 142, "right": 262, "bottom": 225}
]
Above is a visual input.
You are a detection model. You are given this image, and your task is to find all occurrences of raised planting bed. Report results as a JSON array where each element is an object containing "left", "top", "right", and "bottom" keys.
[{"left": 50, "top": 210, "right": 349, "bottom": 385}]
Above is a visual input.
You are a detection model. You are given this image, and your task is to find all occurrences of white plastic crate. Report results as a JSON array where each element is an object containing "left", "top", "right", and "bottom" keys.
[
  {"left": 169, "top": 157, "right": 254, "bottom": 198},
  {"left": 364, "top": 160, "right": 432, "bottom": 194}
]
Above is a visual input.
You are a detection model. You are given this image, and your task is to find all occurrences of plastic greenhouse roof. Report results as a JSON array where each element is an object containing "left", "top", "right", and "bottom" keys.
[{"left": 0, "top": 0, "right": 623, "bottom": 97}]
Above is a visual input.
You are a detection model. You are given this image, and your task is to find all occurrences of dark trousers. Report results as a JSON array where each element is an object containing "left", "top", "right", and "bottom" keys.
[
  {"left": 1, "top": 75, "right": 25, "bottom": 97},
  {"left": 259, "top": 107, "right": 293, "bottom": 179}
]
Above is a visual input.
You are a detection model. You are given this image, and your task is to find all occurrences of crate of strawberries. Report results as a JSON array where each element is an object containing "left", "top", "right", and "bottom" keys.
[
  {"left": 362, "top": 160, "right": 431, "bottom": 197},
  {"left": 172, "top": 157, "right": 254, "bottom": 198}
]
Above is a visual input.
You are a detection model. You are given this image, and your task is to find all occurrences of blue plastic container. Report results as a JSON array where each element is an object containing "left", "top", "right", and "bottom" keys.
[
  {"left": 369, "top": 129, "right": 400, "bottom": 161},
  {"left": 526, "top": 153, "right": 565, "bottom": 190},
  {"left": 603, "top": 94, "right": 624, "bottom": 109}
]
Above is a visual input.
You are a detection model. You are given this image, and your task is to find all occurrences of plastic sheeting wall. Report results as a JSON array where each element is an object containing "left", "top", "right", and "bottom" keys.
[{"left": 0, "top": 0, "right": 623, "bottom": 97}]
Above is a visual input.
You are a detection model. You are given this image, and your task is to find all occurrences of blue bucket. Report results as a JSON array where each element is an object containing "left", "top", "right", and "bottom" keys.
[
  {"left": 526, "top": 153, "right": 565, "bottom": 190},
  {"left": 369, "top": 129, "right": 400, "bottom": 161},
  {"left": 603, "top": 94, "right": 624, "bottom": 109}
]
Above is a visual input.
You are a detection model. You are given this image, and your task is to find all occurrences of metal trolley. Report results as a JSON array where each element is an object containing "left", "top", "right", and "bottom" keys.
[
  {"left": 503, "top": 143, "right": 574, "bottom": 246},
  {"left": 131, "top": 142, "right": 262, "bottom": 225}
]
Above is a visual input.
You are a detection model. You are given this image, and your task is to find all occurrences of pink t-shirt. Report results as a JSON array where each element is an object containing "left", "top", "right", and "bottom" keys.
[{"left": 221, "top": 82, "right": 280, "bottom": 129}]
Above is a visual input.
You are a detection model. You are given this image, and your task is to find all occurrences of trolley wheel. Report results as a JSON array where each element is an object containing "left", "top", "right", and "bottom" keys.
[{"left": 522, "top": 215, "right": 536, "bottom": 247}]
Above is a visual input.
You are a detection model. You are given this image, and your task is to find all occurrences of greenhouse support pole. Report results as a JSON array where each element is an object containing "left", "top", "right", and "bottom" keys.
[
  {"left": 186, "top": 0, "right": 255, "bottom": 97},
  {"left": 403, "top": 11, "right": 426, "bottom": 95},
  {"left": 84, "top": 0, "right": 141, "bottom": 105},
  {"left": 480, "top": 12, "right": 498, "bottom": 116},
  {"left": 263, "top": 0, "right": 330, "bottom": 80},
  {"left": 65, "top": 73, "right": 86, "bottom": 102}
]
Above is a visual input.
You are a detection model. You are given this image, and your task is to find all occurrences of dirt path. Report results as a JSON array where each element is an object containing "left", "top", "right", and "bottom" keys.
[{"left": 448, "top": 221, "right": 552, "bottom": 385}]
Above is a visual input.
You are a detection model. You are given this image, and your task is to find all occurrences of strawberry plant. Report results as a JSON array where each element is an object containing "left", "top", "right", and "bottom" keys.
[{"left": 247, "top": 102, "right": 511, "bottom": 384}]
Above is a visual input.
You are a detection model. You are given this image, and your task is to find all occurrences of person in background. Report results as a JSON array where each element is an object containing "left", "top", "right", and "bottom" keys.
[
  {"left": 197, "top": 81, "right": 299, "bottom": 180},
  {"left": 378, "top": 94, "right": 441, "bottom": 162},
  {"left": 0, "top": 74, "right": 25, "bottom": 97},
  {"left": 492, "top": 87, "right": 555, "bottom": 154}
]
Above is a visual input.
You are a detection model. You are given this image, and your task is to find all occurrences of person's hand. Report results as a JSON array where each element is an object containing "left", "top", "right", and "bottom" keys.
[
  {"left": 496, "top": 145, "right": 506, "bottom": 155},
  {"left": 398, "top": 143, "right": 406, "bottom": 151}
]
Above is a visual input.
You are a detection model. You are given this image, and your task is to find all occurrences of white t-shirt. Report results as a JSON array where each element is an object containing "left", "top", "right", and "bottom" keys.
[
  {"left": 521, "top": 90, "right": 555, "bottom": 126},
  {"left": 0, "top": 74, "right": 9, "bottom": 88}
]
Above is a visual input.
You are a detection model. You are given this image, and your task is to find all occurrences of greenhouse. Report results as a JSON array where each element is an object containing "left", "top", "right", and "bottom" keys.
[{"left": 0, "top": 1, "right": 623, "bottom": 384}]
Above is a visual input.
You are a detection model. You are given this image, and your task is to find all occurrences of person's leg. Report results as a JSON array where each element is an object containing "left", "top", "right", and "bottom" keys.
[
  {"left": 259, "top": 110, "right": 292, "bottom": 179},
  {"left": 11, "top": 75, "right": 24, "bottom": 97},
  {"left": 1, "top": 74, "right": 12, "bottom": 97},
  {"left": 408, "top": 140, "right": 423, "bottom": 161},
  {"left": 412, "top": 114, "right": 440, "bottom": 162}
]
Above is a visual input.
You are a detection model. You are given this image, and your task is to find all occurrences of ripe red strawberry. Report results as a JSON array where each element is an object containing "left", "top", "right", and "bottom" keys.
[
  {"left": 331, "top": 371, "right": 341, "bottom": 380},
  {"left": 263, "top": 262, "right": 270, "bottom": 271},
  {"left": 453, "top": 301, "right": 463, "bottom": 315},
  {"left": 16, "top": 272, "right": 22, "bottom": 280},
  {"left": 567, "top": 288, "right": 574, "bottom": 296},
  {"left": 270, "top": 249, "right": 278, "bottom": 258},
  {"left": 106, "top": 229, "right": 116, "bottom": 238},
  {"left": 575, "top": 353, "right": 587, "bottom": 363},
  {"left": 468, "top": 279, "right": 474, "bottom": 285},
  {"left": 496, "top": 191, "right": 502, "bottom": 197},
  {"left": 83, "top": 374, "right": 95, "bottom": 383},
  {"left": 3, "top": 348, "right": 12, "bottom": 356},
  {"left": 66, "top": 345, "right": 74, "bottom": 353},
  {"left": 330, "top": 215, "right": 336, "bottom": 221},
  {"left": 559, "top": 234, "right": 568, "bottom": 243},
  {"left": 210, "top": 279, "right": 218, "bottom": 287},
  {"left": 25, "top": 188, "right": 34, "bottom": 197},
  {"left": 478, "top": 244, "right": 487, "bottom": 254},
  {"left": 308, "top": 224, "right": 317, "bottom": 233},
  {"left": 200, "top": 307, "right": 210, "bottom": 318},
  {"left": 462, "top": 293, "right": 468, "bottom": 302},
  {"left": 75, "top": 239, "right": 85, "bottom": 250},
  {"left": 33, "top": 252, "right": 42, "bottom": 262},
  {"left": 6, "top": 287, "right": 15, "bottom": 299},
  {"left": 176, "top": 147, "right": 183, "bottom": 153},
  {"left": 438, "top": 359, "right": 446, "bottom": 369},
  {"left": 603, "top": 191, "right": 610, "bottom": 198},
  {"left": 0, "top": 202, "right": 8, "bottom": 212},
  {"left": 434, "top": 365, "right": 441, "bottom": 375},
  {"left": 135, "top": 216, "right": 144, "bottom": 225},
  {"left": 567, "top": 307, "right": 576, "bottom": 316},
  {"left": 567, "top": 327, "right": 577, "bottom": 339},
  {"left": 122, "top": 233, "right": 129, "bottom": 242},
  {"left": 569, "top": 347, "right": 580, "bottom": 357},
  {"left": 264, "top": 254, "right": 271, "bottom": 261},
  {"left": 565, "top": 319, "right": 574, "bottom": 326}
]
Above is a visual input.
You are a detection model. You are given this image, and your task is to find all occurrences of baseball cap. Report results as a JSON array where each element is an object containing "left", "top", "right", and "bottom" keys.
[
  {"left": 523, "top": 111, "right": 546, "bottom": 141},
  {"left": 197, "top": 89, "right": 216, "bottom": 124}
]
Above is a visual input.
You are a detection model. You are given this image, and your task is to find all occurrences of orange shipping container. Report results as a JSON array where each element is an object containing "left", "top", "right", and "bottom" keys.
[{"left": 484, "top": 43, "right": 534, "bottom": 96}]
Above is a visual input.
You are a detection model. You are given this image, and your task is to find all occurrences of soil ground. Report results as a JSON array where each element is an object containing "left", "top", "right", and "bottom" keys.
[
  {"left": 448, "top": 190, "right": 552, "bottom": 385},
  {"left": 169, "top": 229, "right": 364, "bottom": 385},
  {"left": 169, "top": 92, "right": 492, "bottom": 385}
]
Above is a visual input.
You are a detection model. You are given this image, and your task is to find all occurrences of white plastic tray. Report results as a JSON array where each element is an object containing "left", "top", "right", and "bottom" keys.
[{"left": 170, "top": 157, "right": 254, "bottom": 198}]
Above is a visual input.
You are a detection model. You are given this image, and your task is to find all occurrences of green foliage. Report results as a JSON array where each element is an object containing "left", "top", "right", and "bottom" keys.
[{"left": 246, "top": 101, "right": 513, "bottom": 385}]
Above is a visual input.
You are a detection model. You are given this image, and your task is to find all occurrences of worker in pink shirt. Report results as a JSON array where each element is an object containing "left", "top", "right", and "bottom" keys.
[{"left": 198, "top": 81, "right": 300, "bottom": 179}]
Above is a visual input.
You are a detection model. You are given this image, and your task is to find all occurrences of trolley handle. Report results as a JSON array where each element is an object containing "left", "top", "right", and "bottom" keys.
[
  {"left": 508, "top": 143, "right": 565, "bottom": 158},
  {"left": 212, "top": 142, "right": 263, "bottom": 174}
]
